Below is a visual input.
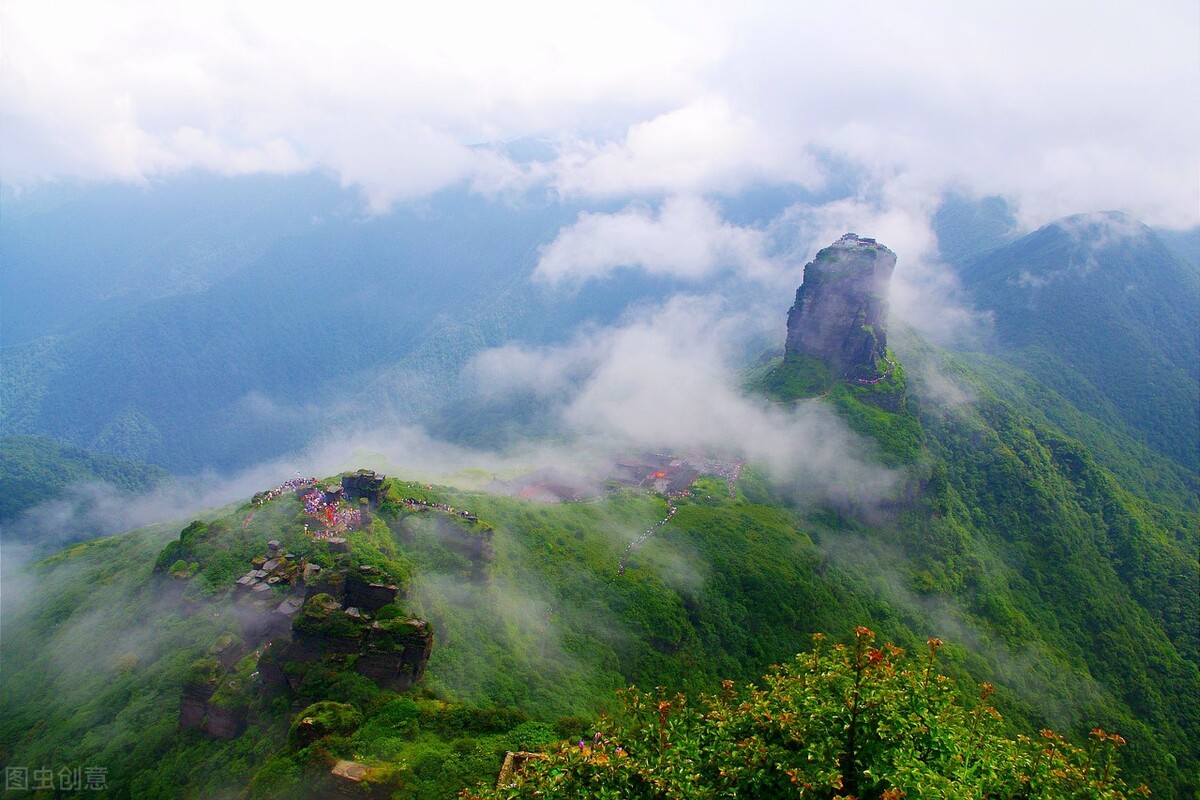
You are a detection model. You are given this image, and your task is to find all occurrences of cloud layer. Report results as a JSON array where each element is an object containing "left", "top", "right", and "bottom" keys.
[
  {"left": 469, "top": 294, "right": 899, "bottom": 508},
  {"left": 534, "top": 195, "right": 772, "bottom": 284},
  {"left": 3, "top": 0, "right": 1196, "bottom": 226}
]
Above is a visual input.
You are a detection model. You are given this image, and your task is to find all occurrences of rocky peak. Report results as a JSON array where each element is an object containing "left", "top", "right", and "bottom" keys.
[{"left": 785, "top": 233, "right": 896, "bottom": 380}]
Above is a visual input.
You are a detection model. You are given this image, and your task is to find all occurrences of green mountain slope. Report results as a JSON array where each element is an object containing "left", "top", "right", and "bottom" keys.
[
  {"left": 0, "top": 435, "right": 170, "bottom": 528},
  {"left": 3, "top": 340, "right": 1196, "bottom": 798},
  {"left": 958, "top": 212, "right": 1200, "bottom": 472}
]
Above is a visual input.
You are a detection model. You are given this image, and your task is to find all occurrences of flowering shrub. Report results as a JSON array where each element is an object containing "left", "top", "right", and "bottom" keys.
[{"left": 464, "top": 629, "right": 1146, "bottom": 799}]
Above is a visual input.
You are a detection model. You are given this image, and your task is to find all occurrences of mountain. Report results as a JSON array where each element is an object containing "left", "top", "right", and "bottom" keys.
[
  {"left": 1155, "top": 226, "right": 1200, "bottom": 272},
  {"left": 2, "top": 233, "right": 1195, "bottom": 798},
  {"left": 957, "top": 212, "right": 1200, "bottom": 473},
  {"left": 0, "top": 435, "right": 169, "bottom": 529},
  {"left": 3, "top": 178, "right": 743, "bottom": 473},
  {"left": 932, "top": 193, "right": 1021, "bottom": 264}
]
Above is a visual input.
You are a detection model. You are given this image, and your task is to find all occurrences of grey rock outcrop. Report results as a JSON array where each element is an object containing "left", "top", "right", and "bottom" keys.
[
  {"left": 179, "top": 680, "right": 215, "bottom": 730},
  {"left": 179, "top": 675, "right": 248, "bottom": 739},
  {"left": 785, "top": 234, "right": 896, "bottom": 379},
  {"left": 269, "top": 592, "right": 433, "bottom": 692}
]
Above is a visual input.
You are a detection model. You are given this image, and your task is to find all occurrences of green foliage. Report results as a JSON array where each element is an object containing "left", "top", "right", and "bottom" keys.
[
  {"left": 748, "top": 354, "right": 832, "bottom": 400},
  {"left": 959, "top": 218, "right": 1199, "bottom": 471},
  {"left": 3, "top": 437, "right": 1196, "bottom": 798},
  {"left": 289, "top": 701, "right": 363, "bottom": 747},
  {"left": 294, "top": 594, "right": 361, "bottom": 640},
  {"left": 828, "top": 385, "right": 922, "bottom": 464},
  {"left": 747, "top": 350, "right": 921, "bottom": 464},
  {"left": 184, "top": 656, "right": 220, "bottom": 686},
  {"left": 467, "top": 630, "right": 1147, "bottom": 799},
  {"left": 0, "top": 434, "right": 169, "bottom": 526}
]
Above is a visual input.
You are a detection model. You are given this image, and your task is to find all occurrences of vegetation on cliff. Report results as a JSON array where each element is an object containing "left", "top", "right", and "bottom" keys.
[{"left": 1, "top": 257, "right": 1196, "bottom": 796}]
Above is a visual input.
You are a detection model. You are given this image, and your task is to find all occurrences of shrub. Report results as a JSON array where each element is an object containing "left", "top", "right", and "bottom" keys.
[
  {"left": 288, "top": 701, "right": 363, "bottom": 747},
  {"left": 465, "top": 629, "right": 1146, "bottom": 799}
]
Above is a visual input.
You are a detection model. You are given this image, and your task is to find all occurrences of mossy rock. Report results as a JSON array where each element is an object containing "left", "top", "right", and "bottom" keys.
[
  {"left": 294, "top": 593, "right": 362, "bottom": 640},
  {"left": 289, "top": 701, "right": 363, "bottom": 747},
  {"left": 752, "top": 354, "right": 832, "bottom": 401},
  {"left": 184, "top": 656, "right": 220, "bottom": 687}
]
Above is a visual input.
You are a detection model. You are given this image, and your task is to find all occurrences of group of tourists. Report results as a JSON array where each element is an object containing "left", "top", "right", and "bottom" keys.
[
  {"left": 254, "top": 476, "right": 318, "bottom": 505},
  {"left": 615, "top": 504, "right": 677, "bottom": 577},
  {"left": 303, "top": 521, "right": 353, "bottom": 541},
  {"left": 400, "top": 497, "right": 476, "bottom": 520},
  {"left": 302, "top": 491, "right": 361, "bottom": 531}
]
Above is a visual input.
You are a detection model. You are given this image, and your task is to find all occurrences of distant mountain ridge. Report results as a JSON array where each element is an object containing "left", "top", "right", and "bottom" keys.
[
  {"left": 958, "top": 211, "right": 1200, "bottom": 472},
  {"left": 0, "top": 179, "right": 723, "bottom": 473},
  {"left": 0, "top": 435, "right": 169, "bottom": 527}
]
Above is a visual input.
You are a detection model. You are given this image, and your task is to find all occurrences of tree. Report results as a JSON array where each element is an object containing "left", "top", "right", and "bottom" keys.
[{"left": 464, "top": 629, "right": 1146, "bottom": 799}]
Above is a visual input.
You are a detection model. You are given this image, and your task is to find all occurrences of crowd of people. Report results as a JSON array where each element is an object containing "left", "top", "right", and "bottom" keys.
[
  {"left": 400, "top": 497, "right": 476, "bottom": 521},
  {"left": 615, "top": 504, "right": 677, "bottom": 577},
  {"left": 255, "top": 476, "right": 319, "bottom": 505},
  {"left": 304, "top": 521, "right": 355, "bottom": 541},
  {"left": 302, "top": 490, "right": 362, "bottom": 531}
]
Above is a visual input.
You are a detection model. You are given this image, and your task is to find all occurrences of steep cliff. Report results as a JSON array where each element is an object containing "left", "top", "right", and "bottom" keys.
[{"left": 785, "top": 233, "right": 896, "bottom": 380}]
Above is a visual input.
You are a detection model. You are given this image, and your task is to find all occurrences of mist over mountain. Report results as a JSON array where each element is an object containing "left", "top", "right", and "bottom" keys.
[
  {"left": 0, "top": 435, "right": 169, "bottom": 529},
  {"left": 3, "top": 224, "right": 1196, "bottom": 796},
  {"left": 2, "top": 3, "right": 1198, "bottom": 796},
  {"left": 0, "top": 173, "right": 361, "bottom": 346},
  {"left": 1, "top": 178, "right": 716, "bottom": 471}
]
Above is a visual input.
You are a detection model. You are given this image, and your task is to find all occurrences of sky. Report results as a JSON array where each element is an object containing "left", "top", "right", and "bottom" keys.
[{"left": 3, "top": 0, "right": 1197, "bottom": 229}]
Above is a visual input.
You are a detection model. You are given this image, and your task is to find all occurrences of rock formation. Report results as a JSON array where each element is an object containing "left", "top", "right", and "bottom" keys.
[
  {"left": 268, "top": 590, "right": 433, "bottom": 692},
  {"left": 179, "top": 659, "right": 248, "bottom": 739},
  {"left": 341, "top": 469, "right": 386, "bottom": 505},
  {"left": 785, "top": 233, "right": 896, "bottom": 380}
]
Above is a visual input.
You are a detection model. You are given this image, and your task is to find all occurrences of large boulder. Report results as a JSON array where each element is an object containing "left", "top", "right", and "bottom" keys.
[{"left": 356, "top": 618, "right": 433, "bottom": 690}]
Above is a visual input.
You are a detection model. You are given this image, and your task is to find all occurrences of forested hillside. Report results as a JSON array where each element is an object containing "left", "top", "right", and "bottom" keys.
[
  {"left": 957, "top": 212, "right": 1200, "bottom": 472},
  {"left": 3, "top": 327, "right": 1195, "bottom": 796},
  {"left": 0, "top": 436, "right": 169, "bottom": 527}
]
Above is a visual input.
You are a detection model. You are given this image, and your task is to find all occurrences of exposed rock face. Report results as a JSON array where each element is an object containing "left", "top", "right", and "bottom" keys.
[
  {"left": 341, "top": 469, "right": 386, "bottom": 505},
  {"left": 179, "top": 680, "right": 215, "bottom": 730},
  {"left": 328, "top": 759, "right": 390, "bottom": 799},
  {"left": 203, "top": 703, "right": 248, "bottom": 739},
  {"left": 276, "top": 593, "right": 433, "bottom": 691},
  {"left": 345, "top": 573, "right": 399, "bottom": 612},
  {"left": 179, "top": 676, "right": 248, "bottom": 739},
  {"left": 785, "top": 233, "right": 896, "bottom": 379},
  {"left": 356, "top": 619, "right": 433, "bottom": 690}
]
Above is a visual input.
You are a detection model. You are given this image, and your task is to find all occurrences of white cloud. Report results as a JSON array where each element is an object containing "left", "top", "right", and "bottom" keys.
[
  {"left": 534, "top": 195, "right": 774, "bottom": 284},
  {"left": 2, "top": 0, "right": 1196, "bottom": 226},
  {"left": 467, "top": 295, "right": 899, "bottom": 507},
  {"left": 768, "top": 179, "right": 994, "bottom": 346},
  {"left": 551, "top": 96, "right": 823, "bottom": 198}
]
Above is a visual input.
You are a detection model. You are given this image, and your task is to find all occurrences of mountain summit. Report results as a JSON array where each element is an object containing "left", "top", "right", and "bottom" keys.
[{"left": 785, "top": 233, "right": 897, "bottom": 380}]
